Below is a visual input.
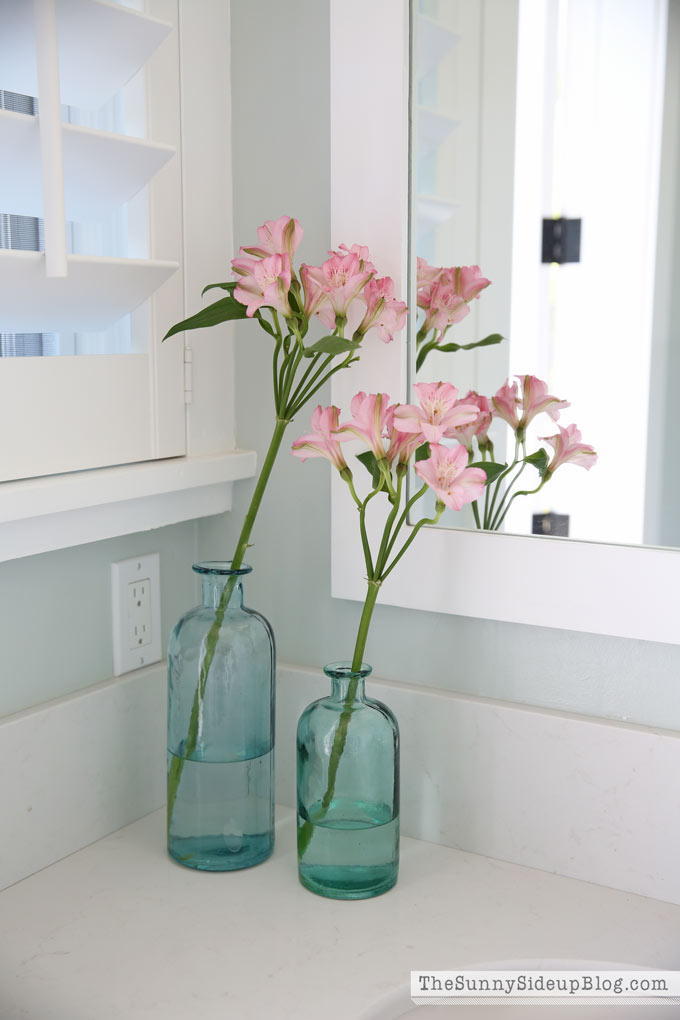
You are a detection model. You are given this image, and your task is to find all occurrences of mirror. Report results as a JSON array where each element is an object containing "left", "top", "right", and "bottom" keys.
[{"left": 410, "top": 0, "right": 679, "bottom": 548}]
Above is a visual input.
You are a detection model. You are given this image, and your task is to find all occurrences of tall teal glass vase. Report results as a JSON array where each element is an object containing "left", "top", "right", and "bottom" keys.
[
  {"left": 296, "top": 662, "right": 399, "bottom": 899},
  {"left": 167, "top": 562, "right": 275, "bottom": 871}
]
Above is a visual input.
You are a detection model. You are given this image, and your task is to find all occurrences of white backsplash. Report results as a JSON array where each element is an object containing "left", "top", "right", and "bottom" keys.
[{"left": 2, "top": 661, "right": 678, "bottom": 903}]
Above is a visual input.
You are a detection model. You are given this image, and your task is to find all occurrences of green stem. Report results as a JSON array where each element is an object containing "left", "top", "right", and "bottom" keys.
[
  {"left": 472, "top": 500, "right": 482, "bottom": 529},
  {"left": 287, "top": 353, "right": 333, "bottom": 412},
  {"left": 167, "top": 416, "right": 290, "bottom": 834},
  {"left": 287, "top": 354, "right": 358, "bottom": 418},
  {"left": 358, "top": 494, "right": 374, "bottom": 578},
  {"left": 486, "top": 436, "right": 521, "bottom": 526},
  {"left": 298, "top": 580, "right": 381, "bottom": 858},
  {"left": 381, "top": 505, "right": 443, "bottom": 581},
  {"left": 351, "top": 578, "right": 380, "bottom": 671},
  {"left": 416, "top": 339, "right": 439, "bottom": 372},
  {"left": 279, "top": 343, "right": 303, "bottom": 410},
  {"left": 415, "top": 323, "right": 432, "bottom": 346},
  {"left": 382, "top": 482, "right": 428, "bottom": 561},
  {"left": 373, "top": 472, "right": 404, "bottom": 576},
  {"left": 493, "top": 479, "right": 547, "bottom": 532},
  {"left": 483, "top": 473, "right": 491, "bottom": 529},
  {"left": 489, "top": 459, "right": 528, "bottom": 531},
  {"left": 272, "top": 337, "right": 282, "bottom": 408}
]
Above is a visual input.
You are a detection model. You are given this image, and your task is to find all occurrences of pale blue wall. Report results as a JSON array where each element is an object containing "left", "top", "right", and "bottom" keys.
[
  {"left": 0, "top": 522, "right": 198, "bottom": 718},
  {"left": 203, "top": 0, "right": 680, "bottom": 731}
]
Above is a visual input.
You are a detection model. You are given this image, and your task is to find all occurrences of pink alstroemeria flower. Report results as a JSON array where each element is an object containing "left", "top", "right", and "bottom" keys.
[
  {"left": 232, "top": 253, "right": 292, "bottom": 318},
  {"left": 447, "top": 391, "right": 493, "bottom": 452},
  {"left": 300, "top": 263, "right": 330, "bottom": 319},
  {"left": 356, "top": 276, "right": 408, "bottom": 344},
  {"left": 386, "top": 426, "right": 422, "bottom": 467},
  {"left": 540, "top": 424, "right": 597, "bottom": 474},
  {"left": 302, "top": 252, "right": 373, "bottom": 330},
  {"left": 415, "top": 444, "right": 487, "bottom": 510},
  {"left": 393, "top": 382, "right": 479, "bottom": 444},
  {"left": 291, "top": 405, "right": 348, "bottom": 472},
  {"left": 331, "top": 243, "right": 376, "bottom": 274},
  {"left": 335, "top": 392, "right": 396, "bottom": 462},
  {"left": 240, "top": 215, "right": 303, "bottom": 259}
]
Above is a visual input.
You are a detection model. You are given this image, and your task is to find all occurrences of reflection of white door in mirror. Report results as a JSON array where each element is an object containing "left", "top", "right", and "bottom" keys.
[{"left": 330, "top": 0, "right": 680, "bottom": 644}]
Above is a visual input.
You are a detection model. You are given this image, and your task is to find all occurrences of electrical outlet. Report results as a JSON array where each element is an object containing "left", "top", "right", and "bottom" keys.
[
  {"left": 111, "top": 554, "right": 161, "bottom": 676},
  {"left": 127, "top": 578, "right": 152, "bottom": 649}
]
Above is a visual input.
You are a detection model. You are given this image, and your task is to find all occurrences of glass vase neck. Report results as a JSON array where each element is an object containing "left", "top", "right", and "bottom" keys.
[
  {"left": 192, "top": 561, "right": 252, "bottom": 610},
  {"left": 324, "top": 661, "right": 372, "bottom": 702}
]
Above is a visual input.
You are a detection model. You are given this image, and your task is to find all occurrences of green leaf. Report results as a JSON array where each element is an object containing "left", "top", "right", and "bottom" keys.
[
  {"left": 356, "top": 451, "right": 381, "bottom": 487},
  {"left": 469, "top": 460, "right": 507, "bottom": 483},
  {"left": 415, "top": 341, "right": 437, "bottom": 372},
  {"left": 415, "top": 442, "right": 431, "bottom": 462},
  {"left": 201, "top": 281, "right": 237, "bottom": 297},
  {"left": 288, "top": 286, "right": 302, "bottom": 316},
  {"left": 524, "top": 448, "right": 550, "bottom": 478},
  {"left": 303, "top": 336, "right": 360, "bottom": 358},
  {"left": 162, "top": 296, "right": 248, "bottom": 341},
  {"left": 437, "top": 333, "right": 505, "bottom": 354},
  {"left": 254, "top": 310, "right": 276, "bottom": 337}
]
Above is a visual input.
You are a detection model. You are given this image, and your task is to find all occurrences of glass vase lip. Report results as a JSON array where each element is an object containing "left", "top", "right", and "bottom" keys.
[
  {"left": 192, "top": 561, "right": 252, "bottom": 577},
  {"left": 323, "top": 661, "right": 372, "bottom": 680}
]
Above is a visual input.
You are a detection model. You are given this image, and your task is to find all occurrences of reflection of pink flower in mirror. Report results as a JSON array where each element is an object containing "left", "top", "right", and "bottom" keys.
[
  {"left": 492, "top": 376, "right": 568, "bottom": 433},
  {"left": 517, "top": 375, "right": 570, "bottom": 429},
  {"left": 448, "top": 391, "right": 493, "bottom": 451},
  {"left": 356, "top": 277, "right": 408, "bottom": 344},
  {"left": 232, "top": 253, "right": 292, "bottom": 318},
  {"left": 415, "top": 443, "right": 487, "bottom": 510},
  {"left": 393, "top": 381, "right": 479, "bottom": 444},
  {"left": 291, "top": 405, "right": 348, "bottom": 472},
  {"left": 302, "top": 252, "right": 373, "bottom": 330},
  {"left": 540, "top": 424, "right": 597, "bottom": 474},
  {"left": 240, "top": 215, "right": 303, "bottom": 259},
  {"left": 416, "top": 257, "right": 442, "bottom": 290},
  {"left": 417, "top": 264, "right": 491, "bottom": 335},
  {"left": 419, "top": 281, "right": 470, "bottom": 337},
  {"left": 335, "top": 391, "right": 396, "bottom": 461},
  {"left": 450, "top": 265, "right": 491, "bottom": 302}
]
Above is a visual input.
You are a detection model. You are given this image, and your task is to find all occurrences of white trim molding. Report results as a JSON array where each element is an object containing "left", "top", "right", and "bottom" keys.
[{"left": 0, "top": 450, "right": 255, "bottom": 561}]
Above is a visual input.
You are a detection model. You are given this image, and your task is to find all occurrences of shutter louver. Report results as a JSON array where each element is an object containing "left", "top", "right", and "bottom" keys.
[{"left": 0, "top": 0, "right": 179, "bottom": 334}]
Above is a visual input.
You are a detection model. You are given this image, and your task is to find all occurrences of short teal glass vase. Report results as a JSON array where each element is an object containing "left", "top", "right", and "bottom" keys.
[
  {"left": 296, "top": 662, "right": 399, "bottom": 899},
  {"left": 166, "top": 562, "right": 275, "bottom": 871}
]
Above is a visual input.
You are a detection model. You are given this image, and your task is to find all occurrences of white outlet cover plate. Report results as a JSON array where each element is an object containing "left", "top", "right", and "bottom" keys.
[{"left": 111, "top": 554, "right": 161, "bottom": 676}]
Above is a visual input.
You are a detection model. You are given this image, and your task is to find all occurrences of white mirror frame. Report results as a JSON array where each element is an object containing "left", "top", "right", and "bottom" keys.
[{"left": 330, "top": 0, "right": 679, "bottom": 645}]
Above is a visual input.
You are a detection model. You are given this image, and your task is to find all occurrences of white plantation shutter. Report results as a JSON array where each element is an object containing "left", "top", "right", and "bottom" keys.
[{"left": 0, "top": 0, "right": 186, "bottom": 482}]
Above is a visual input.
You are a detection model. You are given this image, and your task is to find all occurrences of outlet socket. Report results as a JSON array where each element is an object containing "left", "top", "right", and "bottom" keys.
[{"left": 111, "top": 554, "right": 161, "bottom": 676}]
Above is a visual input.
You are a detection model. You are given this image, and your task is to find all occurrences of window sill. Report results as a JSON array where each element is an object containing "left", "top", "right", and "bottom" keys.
[{"left": 0, "top": 450, "right": 256, "bottom": 562}]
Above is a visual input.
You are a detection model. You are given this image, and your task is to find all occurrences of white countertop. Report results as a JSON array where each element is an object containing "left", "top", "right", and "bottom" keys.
[{"left": 1, "top": 808, "right": 679, "bottom": 1019}]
